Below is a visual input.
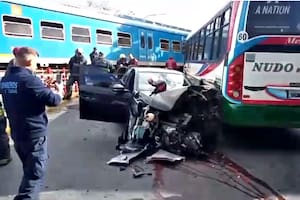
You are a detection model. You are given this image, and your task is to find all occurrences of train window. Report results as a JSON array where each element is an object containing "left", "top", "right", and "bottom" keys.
[
  {"left": 140, "top": 32, "right": 145, "bottom": 48},
  {"left": 40, "top": 21, "right": 64, "bottom": 40},
  {"left": 172, "top": 41, "right": 181, "bottom": 52},
  {"left": 71, "top": 26, "right": 91, "bottom": 43},
  {"left": 96, "top": 29, "right": 112, "bottom": 45},
  {"left": 160, "top": 39, "right": 169, "bottom": 51},
  {"left": 117, "top": 32, "right": 131, "bottom": 47},
  {"left": 148, "top": 36, "right": 153, "bottom": 49},
  {"left": 2, "top": 15, "right": 32, "bottom": 37}
]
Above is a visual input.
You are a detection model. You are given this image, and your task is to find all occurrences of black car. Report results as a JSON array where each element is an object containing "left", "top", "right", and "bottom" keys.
[{"left": 79, "top": 66, "right": 193, "bottom": 123}]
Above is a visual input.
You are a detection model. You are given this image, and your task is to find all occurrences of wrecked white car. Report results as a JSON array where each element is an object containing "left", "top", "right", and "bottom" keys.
[{"left": 79, "top": 65, "right": 221, "bottom": 164}]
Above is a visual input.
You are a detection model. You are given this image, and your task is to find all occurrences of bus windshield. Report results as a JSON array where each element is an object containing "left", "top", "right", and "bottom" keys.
[{"left": 246, "top": 1, "right": 300, "bottom": 38}]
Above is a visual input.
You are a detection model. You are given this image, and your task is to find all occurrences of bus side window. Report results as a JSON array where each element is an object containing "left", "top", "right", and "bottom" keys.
[
  {"left": 198, "top": 30, "right": 205, "bottom": 60},
  {"left": 187, "top": 41, "right": 192, "bottom": 60},
  {"left": 219, "top": 25, "right": 229, "bottom": 57},
  {"left": 212, "top": 17, "right": 222, "bottom": 60},
  {"left": 203, "top": 29, "right": 213, "bottom": 60},
  {"left": 219, "top": 7, "right": 231, "bottom": 58},
  {"left": 192, "top": 35, "right": 198, "bottom": 60}
]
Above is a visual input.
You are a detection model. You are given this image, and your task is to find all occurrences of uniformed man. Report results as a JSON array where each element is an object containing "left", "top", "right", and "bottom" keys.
[
  {"left": 0, "top": 47, "right": 62, "bottom": 200},
  {"left": 116, "top": 53, "right": 127, "bottom": 68},
  {"left": 89, "top": 47, "right": 99, "bottom": 65},
  {"left": 64, "top": 48, "right": 87, "bottom": 100}
]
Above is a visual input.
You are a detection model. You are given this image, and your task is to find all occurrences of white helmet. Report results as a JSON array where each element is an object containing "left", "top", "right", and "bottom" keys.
[{"left": 119, "top": 53, "right": 126, "bottom": 59}]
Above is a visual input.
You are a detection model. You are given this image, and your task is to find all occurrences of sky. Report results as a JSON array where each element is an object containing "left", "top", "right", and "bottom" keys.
[{"left": 57, "top": 0, "right": 230, "bottom": 33}]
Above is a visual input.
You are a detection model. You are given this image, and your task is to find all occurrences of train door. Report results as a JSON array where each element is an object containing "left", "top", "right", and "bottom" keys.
[
  {"left": 139, "top": 30, "right": 147, "bottom": 61},
  {"left": 138, "top": 30, "right": 154, "bottom": 62},
  {"left": 147, "top": 32, "right": 154, "bottom": 62}
]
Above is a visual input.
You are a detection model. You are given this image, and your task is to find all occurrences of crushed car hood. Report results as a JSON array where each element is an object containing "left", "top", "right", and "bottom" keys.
[{"left": 139, "top": 86, "right": 189, "bottom": 111}]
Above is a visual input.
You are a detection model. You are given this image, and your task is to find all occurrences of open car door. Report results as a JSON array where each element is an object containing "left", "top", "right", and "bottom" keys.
[{"left": 79, "top": 65, "right": 131, "bottom": 123}]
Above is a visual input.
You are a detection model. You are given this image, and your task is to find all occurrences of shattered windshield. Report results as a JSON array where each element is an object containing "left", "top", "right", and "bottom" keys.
[{"left": 137, "top": 71, "right": 185, "bottom": 92}]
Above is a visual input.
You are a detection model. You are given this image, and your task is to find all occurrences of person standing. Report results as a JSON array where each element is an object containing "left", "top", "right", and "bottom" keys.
[
  {"left": 0, "top": 47, "right": 62, "bottom": 200},
  {"left": 116, "top": 53, "right": 128, "bottom": 68},
  {"left": 165, "top": 56, "right": 178, "bottom": 70},
  {"left": 89, "top": 47, "right": 99, "bottom": 65},
  {"left": 128, "top": 53, "right": 138, "bottom": 66},
  {"left": 64, "top": 48, "right": 87, "bottom": 100}
]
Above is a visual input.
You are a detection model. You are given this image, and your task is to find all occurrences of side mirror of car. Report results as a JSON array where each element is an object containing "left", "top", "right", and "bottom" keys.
[{"left": 112, "top": 83, "right": 128, "bottom": 93}]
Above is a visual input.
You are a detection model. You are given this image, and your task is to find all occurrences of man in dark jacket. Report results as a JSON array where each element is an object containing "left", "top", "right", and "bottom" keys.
[
  {"left": 64, "top": 48, "right": 87, "bottom": 100},
  {"left": 0, "top": 47, "right": 62, "bottom": 200},
  {"left": 116, "top": 53, "right": 128, "bottom": 69},
  {"left": 94, "top": 52, "right": 114, "bottom": 72},
  {"left": 89, "top": 47, "right": 99, "bottom": 65}
]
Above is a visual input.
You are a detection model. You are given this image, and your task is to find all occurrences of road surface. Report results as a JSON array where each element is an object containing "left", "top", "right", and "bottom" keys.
[{"left": 0, "top": 103, "right": 300, "bottom": 200}]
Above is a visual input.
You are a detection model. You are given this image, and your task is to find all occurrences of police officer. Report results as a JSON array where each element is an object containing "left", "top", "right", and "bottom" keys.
[
  {"left": 89, "top": 47, "right": 99, "bottom": 65},
  {"left": 0, "top": 47, "right": 62, "bottom": 200},
  {"left": 64, "top": 48, "right": 87, "bottom": 100},
  {"left": 116, "top": 53, "right": 128, "bottom": 69}
]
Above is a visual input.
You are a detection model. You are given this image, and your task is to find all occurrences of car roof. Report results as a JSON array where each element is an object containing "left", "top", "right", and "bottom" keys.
[{"left": 133, "top": 67, "right": 183, "bottom": 75}]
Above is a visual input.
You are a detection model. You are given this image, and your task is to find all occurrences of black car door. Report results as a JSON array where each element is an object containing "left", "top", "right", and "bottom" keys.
[{"left": 79, "top": 65, "right": 132, "bottom": 123}]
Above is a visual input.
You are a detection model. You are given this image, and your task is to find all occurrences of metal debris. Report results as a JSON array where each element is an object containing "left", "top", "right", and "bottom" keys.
[
  {"left": 107, "top": 149, "right": 145, "bottom": 165},
  {"left": 146, "top": 149, "right": 185, "bottom": 163},
  {"left": 132, "top": 165, "right": 152, "bottom": 178}
]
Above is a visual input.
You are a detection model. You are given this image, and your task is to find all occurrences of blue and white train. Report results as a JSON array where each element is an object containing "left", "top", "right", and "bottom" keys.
[{"left": 0, "top": 0, "right": 191, "bottom": 68}]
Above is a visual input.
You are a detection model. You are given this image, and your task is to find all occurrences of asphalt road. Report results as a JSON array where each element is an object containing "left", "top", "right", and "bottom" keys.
[{"left": 0, "top": 103, "right": 300, "bottom": 200}]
